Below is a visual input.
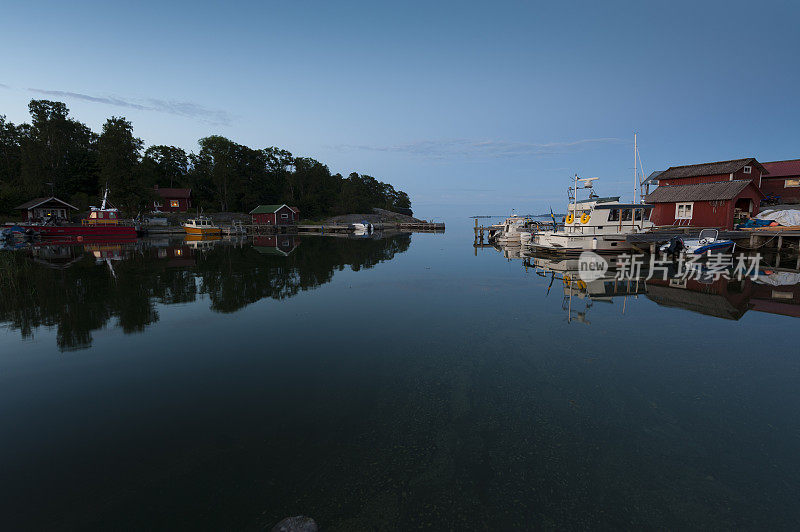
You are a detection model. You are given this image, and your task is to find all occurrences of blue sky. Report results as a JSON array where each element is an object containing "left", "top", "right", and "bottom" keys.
[{"left": 2, "top": 0, "right": 798, "bottom": 218}]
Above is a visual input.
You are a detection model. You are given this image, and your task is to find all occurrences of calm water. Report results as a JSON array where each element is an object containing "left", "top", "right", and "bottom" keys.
[{"left": 1, "top": 221, "right": 799, "bottom": 529}]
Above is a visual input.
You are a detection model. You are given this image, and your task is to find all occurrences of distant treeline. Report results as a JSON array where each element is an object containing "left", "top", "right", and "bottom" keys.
[{"left": 0, "top": 100, "right": 411, "bottom": 218}]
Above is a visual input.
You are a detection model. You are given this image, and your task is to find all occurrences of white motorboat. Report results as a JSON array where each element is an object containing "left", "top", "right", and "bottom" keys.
[
  {"left": 351, "top": 221, "right": 373, "bottom": 234},
  {"left": 659, "top": 229, "right": 736, "bottom": 256},
  {"left": 529, "top": 175, "right": 654, "bottom": 254},
  {"left": 491, "top": 215, "right": 533, "bottom": 245}
]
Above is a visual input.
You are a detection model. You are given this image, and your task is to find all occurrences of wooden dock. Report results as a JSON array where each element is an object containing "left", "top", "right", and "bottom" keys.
[{"left": 626, "top": 227, "right": 800, "bottom": 254}]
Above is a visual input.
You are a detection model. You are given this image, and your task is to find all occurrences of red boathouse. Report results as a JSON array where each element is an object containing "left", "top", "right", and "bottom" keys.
[
  {"left": 249, "top": 204, "right": 300, "bottom": 225},
  {"left": 760, "top": 159, "right": 800, "bottom": 204},
  {"left": 153, "top": 186, "right": 192, "bottom": 212},
  {"left": 646, "top": 158, "right": 767, "bottom": 229}
]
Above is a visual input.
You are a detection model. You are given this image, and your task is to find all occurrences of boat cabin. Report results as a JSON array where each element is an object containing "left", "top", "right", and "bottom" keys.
[{"left": 565, "top": 197, "right": 654, "bottom": 234}]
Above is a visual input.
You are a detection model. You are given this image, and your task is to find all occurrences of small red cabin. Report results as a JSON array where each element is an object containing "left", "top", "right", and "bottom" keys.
[
  {"left": 760, "top": 159, "right": 800, "bottom": 204},
  {"left": 646, "top": 158, "right": 767, "bottom": 229},
  {"left": 153, "top": 186, "right": 191, "bottom": 212},
  {"left": 249, "top": 204, "right": 299, "bottom": 225}
]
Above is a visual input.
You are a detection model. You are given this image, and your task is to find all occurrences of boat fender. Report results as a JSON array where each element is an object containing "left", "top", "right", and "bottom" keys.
[
  {"left": 580, "top": 213, "right": 590, "bottom": 224},
  {"left": 565, "top": 213, "right": 574, "bottom": 224}
]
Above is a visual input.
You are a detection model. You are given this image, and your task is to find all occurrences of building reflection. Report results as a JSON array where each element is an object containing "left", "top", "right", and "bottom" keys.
[{"left": 516, "top": 247, "right": 800, "bottom": 323}]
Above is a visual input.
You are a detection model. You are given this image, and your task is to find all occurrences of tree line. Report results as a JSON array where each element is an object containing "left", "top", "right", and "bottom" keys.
[{"left": 0, "top": 100, "right": 411, "bottom": 218}]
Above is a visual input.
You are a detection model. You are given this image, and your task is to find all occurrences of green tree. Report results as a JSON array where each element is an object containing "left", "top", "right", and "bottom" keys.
[
  {"left": 19, "top": 100, "right": 97, "bottom": 199},
  {"left": 142, "top": 145, "right": 188, "bottom": 188},
  {"left": 97, "top": 116, "right": 146, "bottom": 214}
]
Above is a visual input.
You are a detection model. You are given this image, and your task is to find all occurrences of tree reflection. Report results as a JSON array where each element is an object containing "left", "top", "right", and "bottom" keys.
[{"left": 0, "top": 234, "right": 411, "bottom": 351}]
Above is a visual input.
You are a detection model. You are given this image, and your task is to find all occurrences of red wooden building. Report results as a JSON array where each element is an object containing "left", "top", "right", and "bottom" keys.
[
  {"left": 645, "top": 158, "right": 767, "bottom": 229},
  {"left": 253, "top": 235, "right": 301, "bottom": 256},
  {"left": 153, "top": 186, "right": 192, "bottom": 212},
  {"left": 760, "top": 159, "right": 800, "bottom": 204},
  {"left": 249, "top": 204, "right": 300, "bottom": 225},
  {"left": 15, "top": 197, "right": 78, "bottom": 222}
]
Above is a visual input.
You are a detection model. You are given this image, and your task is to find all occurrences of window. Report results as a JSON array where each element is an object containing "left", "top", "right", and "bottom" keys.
[
  {"left": 675, "top": 203, "right": 693, "bottom": 220},
  {"left": 785, "top": 178, "right": 800, "bottom": 188},
  {"left": 621, "top": 208, "right": 632, "bottom": 221},
  {"left": 743, "top": 166, "right": 752, "bottom": 174},
  {"left": 608, "top": 209, "right": 620, "bottom": 222},
  {"left": 170, "top": 200, "right": 180, "bottom": 208},
  {"left": 634, "top": 209, "right": 643, "bottom": 221},
  {"left": 281, "top": 213, "right": 289, "bottom": 219}
]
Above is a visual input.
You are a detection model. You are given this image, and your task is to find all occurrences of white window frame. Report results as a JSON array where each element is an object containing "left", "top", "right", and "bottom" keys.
[
  {"left": 743, "top": 166, "right": 752, "bottom": 174},
  {"left": 675, "top": 202, "right": 694, "bottom": 220},
  {"left": 281, "top": 213, "right": 289, "bottom": 219},
  {"left": 785, "top": 178, "right": 800, "bottom": 188}
]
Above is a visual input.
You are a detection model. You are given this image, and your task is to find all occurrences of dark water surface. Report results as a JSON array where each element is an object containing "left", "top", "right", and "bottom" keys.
[{"left": 1, "top": 222, "right": 799, "bottom": 529}]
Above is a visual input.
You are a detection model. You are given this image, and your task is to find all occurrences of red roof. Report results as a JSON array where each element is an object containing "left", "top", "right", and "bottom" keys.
[
  {"left": 762, "top": 159, "right": 800, "bottom": 178},
  {"left": 154, "top": 187, "right": 191, "bottom": 199}
]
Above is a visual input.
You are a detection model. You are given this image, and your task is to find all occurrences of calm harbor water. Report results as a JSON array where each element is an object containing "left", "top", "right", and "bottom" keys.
[{"left": 1, "top": 220, "right": 799, "bottom": 529}]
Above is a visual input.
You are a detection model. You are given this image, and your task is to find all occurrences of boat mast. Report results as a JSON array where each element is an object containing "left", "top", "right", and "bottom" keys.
[{"left": 633, "top": 133, "right": 638, "bottom": 204}]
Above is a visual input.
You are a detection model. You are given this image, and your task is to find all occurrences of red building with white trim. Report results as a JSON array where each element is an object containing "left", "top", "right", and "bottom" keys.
[
  {"left": 645, "top": 158, "right": 767, "bottom": 229},
  {"left": 153, "top": 186, "right": 191, "bottom": 212},
  {"left": 249, "top": 204, "right": 299, "bottom": 225}
]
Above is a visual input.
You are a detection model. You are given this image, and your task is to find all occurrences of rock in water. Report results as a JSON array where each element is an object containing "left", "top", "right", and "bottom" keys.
[{"left": 271, "top": 515, "right": 318, "bottom": 532}]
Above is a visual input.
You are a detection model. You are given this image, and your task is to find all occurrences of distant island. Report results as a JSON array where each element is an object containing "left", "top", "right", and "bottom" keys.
[{"left": 0, "top": 100, "right": 412, "bottom": 219}]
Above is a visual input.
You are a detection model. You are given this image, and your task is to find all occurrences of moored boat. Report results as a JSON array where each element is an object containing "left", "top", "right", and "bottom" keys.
[
  {"left": 529, "top": 175, "right": 654, "bottom": 254},
  {"left": 660, "top": 229, "right": 736, "bottom": 257},
  {"left": 6, "top": 187, "right": 138, "bottom": 239},
  {"left": 182, "top": 216, "right": 222, "bottom": 236}
]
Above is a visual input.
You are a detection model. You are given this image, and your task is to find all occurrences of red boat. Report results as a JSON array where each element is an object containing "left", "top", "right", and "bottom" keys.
[{"left": 9, "top": 187, "right": 138, "bottom": 240}]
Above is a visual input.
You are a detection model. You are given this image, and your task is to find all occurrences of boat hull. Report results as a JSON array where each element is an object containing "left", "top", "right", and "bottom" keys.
[
  {"left": 183, "top": 226, "right": 222, "bottom": 236},
  {"left": 10, "top": 223, "right": 138, "bottom": 239}
]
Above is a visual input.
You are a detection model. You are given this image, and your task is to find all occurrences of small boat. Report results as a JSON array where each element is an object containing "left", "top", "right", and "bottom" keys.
[
  {"left": 660, "top": 229, "right": 736, "bottom": 256},
  {"left": 492, "top": 215, "right": 533, "bottom": 246},
  {"left": 182, "top": 216, "right": 221, "bottom": 236},
  {"left": 352, "top": 222, "right": 373, "bottom": 234}
]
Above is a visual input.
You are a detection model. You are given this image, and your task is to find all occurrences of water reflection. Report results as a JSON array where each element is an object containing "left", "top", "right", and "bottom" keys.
[
  {"left": 486, "top": 244, "right": 800, "bottom": 323},
  {"left": 0, "top": 233, "right": 412, "bottom": 351}
]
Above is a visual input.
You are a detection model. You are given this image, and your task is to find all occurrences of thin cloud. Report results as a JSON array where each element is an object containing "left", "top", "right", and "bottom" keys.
[
  {"left": 0, "top": 83, "right": 10, "bottom": 89},
  {"left": 332, "top": 137, "right": 621, "bottom": 159},
  {"left": 27, "top": 88, "right": 232, "bottom": 126}
]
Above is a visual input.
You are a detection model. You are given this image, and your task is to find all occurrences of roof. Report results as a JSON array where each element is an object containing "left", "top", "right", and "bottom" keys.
[
  {"left": 154, "top": 187, "right": 191, "bottom": 199},
  {"left": 254, "top": 246, "right": 294, "bottom": 256},
  {"left": 645, "top": 180, "right": 762, "bottom": 203},
  {"left": 761, "top": 159, "right": 800, "bottom": 178},
  {"left": 289, "top": 206, "right": 300, "bottom": 213},
  {"left": 642, "top": 170, "right": 664, "bottom": 185},
  {"left": 249, "top": 204, "right": 291, "bottom": 214},
  {"left": 14, "top": 196, "right": 79, "bottom": 211},
  {"left": 658, "top": 158, "right": 767, "bottom": 180}
]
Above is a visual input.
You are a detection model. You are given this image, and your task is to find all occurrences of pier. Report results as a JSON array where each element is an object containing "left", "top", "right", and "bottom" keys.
[{"left": 626, "top": 227, "right": 800, "bottom": 256}]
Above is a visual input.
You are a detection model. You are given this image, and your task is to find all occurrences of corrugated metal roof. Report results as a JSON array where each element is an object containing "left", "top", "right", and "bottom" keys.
[
  {"left": 249, "top": 204, "right": 289, "bottom": 214},
  {"left": 762, "top": 159, "right": 800, "bottom": 178},
  {"left": 658, "top": 158, "right": 767, "bottom": 180},
  {"left": 645, "top": 180, "right": 758, "bottom": 203}
]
